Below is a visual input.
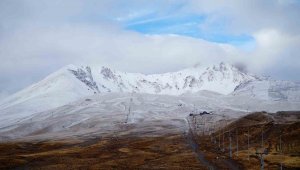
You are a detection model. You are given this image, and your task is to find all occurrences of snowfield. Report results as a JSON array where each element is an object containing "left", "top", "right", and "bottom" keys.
[
  {"left": 0, "top": 62, "right": 299, "bottom": 141},
  {"left": 1, "top": 91, "right": 300, "bottom": 141}
]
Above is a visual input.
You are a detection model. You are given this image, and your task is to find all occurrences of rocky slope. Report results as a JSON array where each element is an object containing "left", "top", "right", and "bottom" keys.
[{"left": 77, "top": 62, "right": 258, "bottom": 95}]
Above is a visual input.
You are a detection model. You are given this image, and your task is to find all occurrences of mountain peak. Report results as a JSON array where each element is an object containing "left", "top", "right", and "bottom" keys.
[{"left": 63, "top": 62, "right": 258, "bottom": 95}]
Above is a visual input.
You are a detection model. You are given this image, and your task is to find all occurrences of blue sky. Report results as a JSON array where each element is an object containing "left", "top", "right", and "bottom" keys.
[{"left": 124, "top": 13, "right": 254, "bottom": 47}]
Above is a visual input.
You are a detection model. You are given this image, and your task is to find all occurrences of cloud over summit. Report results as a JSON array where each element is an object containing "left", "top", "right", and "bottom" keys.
[{"left": 0, "top": 0, "right": 299, "bottom": 98}]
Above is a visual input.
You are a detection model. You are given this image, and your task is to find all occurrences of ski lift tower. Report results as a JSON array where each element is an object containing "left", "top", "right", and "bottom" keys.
[
  {"left": 244, "top": 129, "right": 251, "bottom": 161},
  {"left": 255, "top": 148, "right": 269, "bottom": 170},
  {"left": 125, "top": 92, "right": 133, "bottom": 124}
]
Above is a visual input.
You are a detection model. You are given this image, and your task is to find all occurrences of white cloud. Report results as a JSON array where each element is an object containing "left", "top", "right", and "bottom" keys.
[
  {"left": 0, "top": 0, "right": 299, "bottom": 96},
  {"left": 248, "top": 29, "right": 300, "bottom": 78},
  {"left": 187, "top": 0, "right": 300, "bottom": 34},
  {"left": 0, "top": 20, "right": 243, "bottom": 94}
]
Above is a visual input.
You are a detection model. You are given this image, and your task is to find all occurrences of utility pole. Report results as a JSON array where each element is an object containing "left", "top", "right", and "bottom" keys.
[
  {"left": 280, "top": 134, "right": 282, "bottom": 154},
  {"left": 222, "top": 116, "right": 226, "bottom": 152},
  {"left": 229, "top": 131, "right": 232, "bottom": 158},
  {"left": 125, "top": 96, "right": 133, "bottom": 123},
  {"left": 259, "top": 153, "right": 264, "bottom": 170},
  {"left": 248, "top": 127, "right": 250, "bottom": 161},
  {"left": 280, "top": 132, "right": 283, "bottom": 170},
  {"left": 261, "top": 126, "right": 264, "bottom": 148},
  {"left": 256, "top": 124, "right": 269, "bottom": 170},
  {"left": 256, "top": 148, "right": 268, "bottom": 170},
  {"left": 201, "top": 117, "right": 205, "bottom": 136},
  {"left": 236, "top": 128, "right": 239, "bottom": 157},
  {"left": 213, "top": 125, "right": 217, "bottom": 145},
  {"left": 218, "top": 127, "right": 221, "bottom": 148},
  {"left": 212, "top": 124, "right": 216, "bottom": 144},
  {"left": 222, "top": 128, "right": 225, "bottom": 152},
  {"left": 203, "top": 121, "right": 205, "bottom": 136},
  {"left": 194, "top": 115, "right": 197, "bottom": 132}
]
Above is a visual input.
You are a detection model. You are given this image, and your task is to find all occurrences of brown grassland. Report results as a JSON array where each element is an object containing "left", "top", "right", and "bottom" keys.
[
  {"left": 0, "top": 111, "right": 299, "bottom": 170},
  {"left": 0, "top": 134, "right": 208, "bottom": 170}
]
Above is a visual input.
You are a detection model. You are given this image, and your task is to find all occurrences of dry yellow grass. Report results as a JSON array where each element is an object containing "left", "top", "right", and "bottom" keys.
[{"left": 0, "top": 134, "right": 206, "bottom": 169}]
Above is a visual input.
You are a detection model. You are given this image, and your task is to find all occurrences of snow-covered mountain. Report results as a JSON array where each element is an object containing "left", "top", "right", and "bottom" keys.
[
  {"left": 0, "top": 62, "right": 257, "bottom": 112},
  {"left": 0, "top": 62, "right": 300, "bottom": 141},
  {"left": 70, "top": 62, "right": 259, "bottom": 95},
  {"left": 232, "top": 79, "right": 300, "bottom": 102},
  {"left": 2, "top": 92, "right": 300, "bottom": 141},
  {"left": 0, "top": 63, "right": 299, "bottom": 123}
]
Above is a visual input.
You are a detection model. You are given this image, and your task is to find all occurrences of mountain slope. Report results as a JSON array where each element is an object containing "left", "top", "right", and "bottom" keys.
[
  {"left": 232, "top": 79, "right": 300, "bottom": 102},
  {"left": 0, "top": 65, "right": 95, "bottom": 127},
  {"left": 0, "top": 62, "right": 299, "bottom": 129},
  {"left": 1, "top": 92, "right": 300, "bottom": 141},
  {"left": 0, "top": 62, "right": 257, "bottom": 113}
]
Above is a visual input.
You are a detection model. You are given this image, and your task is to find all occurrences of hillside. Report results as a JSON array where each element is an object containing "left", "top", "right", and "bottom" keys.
[
  {"left": 0, "top": 62, "right": 299, "bottom": 130},
  {"left": 189, "top": 111, "right": 300, "bottom": 169}
]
